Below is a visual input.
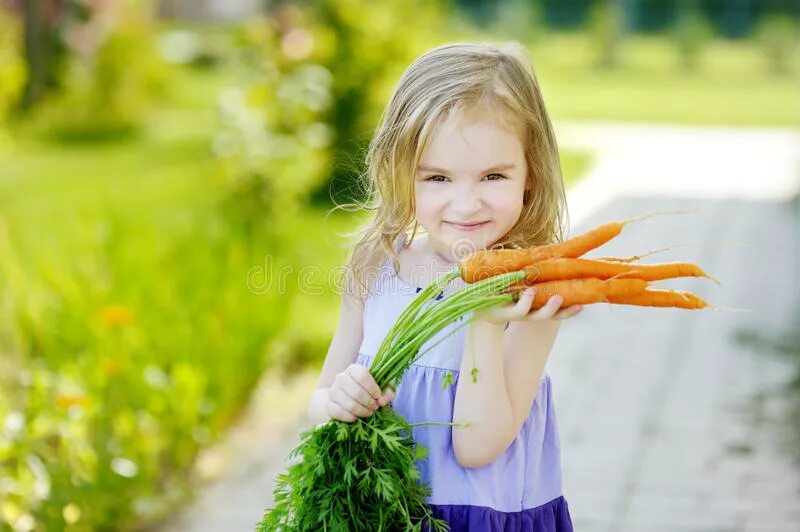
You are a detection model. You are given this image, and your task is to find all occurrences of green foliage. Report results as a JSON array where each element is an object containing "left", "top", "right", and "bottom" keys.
[
  {"left": 308, "top": 0, "right": 447, "bottom": 205},
  {"left": 0, "top": 8, "right": 25, "bottom": 148},
  {"left": 753, "top": 13, "right": 800, "bottom": 77},
  {"left": 217, "top": 0, "right": 447, "bottom": 209},
  {"left": 0, "top": 200, "right": 291, "bottom": 529},
  {"left": 33, "top": 0, "right": 166, "bottom": 143},
  {"left": 488, "top": 0, "right": 548, "bottom": 44},
  {"left": 258, "top": 407, "right": 446, "bottom": 532},
  {"left": 671, "top": 0, "right": 715, "bottom": 73},
  {"left": 441, "top": 371, "right": 454, "bottom": 390},
  {"left": 214, "top": 15, "right": 334, "bottom": 235},
  {"left": 587, "top": 0, "right": 625, "bottom": 70}
]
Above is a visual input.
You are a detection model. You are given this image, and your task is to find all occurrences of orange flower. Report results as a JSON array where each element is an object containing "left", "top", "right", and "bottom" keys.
[{"left": 98, "top": 304, "right": 135, "bottom": 327}]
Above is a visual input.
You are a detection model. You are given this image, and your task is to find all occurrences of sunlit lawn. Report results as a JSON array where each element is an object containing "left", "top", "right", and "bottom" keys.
[{"left": 531, "top": 32, "right": 798, "bottom": 126}]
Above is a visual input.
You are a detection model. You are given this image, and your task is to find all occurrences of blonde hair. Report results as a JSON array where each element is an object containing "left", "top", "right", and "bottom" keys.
[{"left": 333, "top": 41, "right": 569, "bottom": 301}]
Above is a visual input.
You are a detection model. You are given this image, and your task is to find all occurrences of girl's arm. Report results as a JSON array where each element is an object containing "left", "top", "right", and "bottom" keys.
[
  {"left": 452, "top": 318, "right": 561, "bottom": 469},
  {"left": 308, "top": 290, "right": 366, "bottom": 425},
  {"left": 309, "top": 287, "right": 396, "bottom": 425}
]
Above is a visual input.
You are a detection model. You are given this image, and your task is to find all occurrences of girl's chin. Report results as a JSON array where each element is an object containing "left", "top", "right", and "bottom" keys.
[{"left": 439, "top": 234, "right": 497, "bottom": 258}]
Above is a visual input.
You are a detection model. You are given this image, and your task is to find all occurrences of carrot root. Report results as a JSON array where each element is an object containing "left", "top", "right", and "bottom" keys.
[
  {"left": 607, "top": 288, "right": 709, "bottom": 309},
  {"left": 514, "top": 258, "right": 717, "bottom": 287},
  {"left": 507, "top": 278, "right": 649, "bottom": 310}
]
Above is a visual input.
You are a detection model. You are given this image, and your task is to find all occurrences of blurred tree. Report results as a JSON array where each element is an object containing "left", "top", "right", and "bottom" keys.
[
  {"left": 308, "top": 0, "right": 448, "bottom": 205},
  {"left": 0, "top": 6, "right": 26, "bottom": 141},
  {"left": 588, "top": 0, "right": 626, "bottom": 69},
  {"left": 753, "top": 12, "right": 799, "bottom": 76},
  {"left": 489, "top": 0, "right": 548, "bottom": 44},
  {"left": 3, "top": 0, "right": 68, "bottom": 108},
  {"left": 672, "top": 0, "right": 714, "bottom": 73},
  {"left": 216, "top": 0, "right": 447, "bottom": 217},
  {"left": 1, "top": 0, "right": 163, "bottom": 136},
  {"left": 28, "top": 0, "right": 166, "bottom": 142},
  {"left": 157, "top": 0, "right": 261, "bottom": 21}
]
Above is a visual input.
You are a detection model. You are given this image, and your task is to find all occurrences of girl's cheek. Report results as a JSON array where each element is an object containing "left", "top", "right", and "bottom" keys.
[{"left": 414, "top": 191, "right": 446, "bottom": 221}]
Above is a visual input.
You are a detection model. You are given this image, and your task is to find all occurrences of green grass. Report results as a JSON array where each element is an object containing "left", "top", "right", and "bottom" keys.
[
  {"left": 561, "top": 151, "right": 591, "bottom": 188},
  {"left": 530, "top": 32, "right": 799, "bottom": 126}
]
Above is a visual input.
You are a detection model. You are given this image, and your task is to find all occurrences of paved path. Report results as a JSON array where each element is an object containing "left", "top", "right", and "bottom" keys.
[
  {"left": 552, "top": 121, "right": 800, "bottom": 531},
  {"left": 161, "top": 121, "right": 800, "bottom": 531}
]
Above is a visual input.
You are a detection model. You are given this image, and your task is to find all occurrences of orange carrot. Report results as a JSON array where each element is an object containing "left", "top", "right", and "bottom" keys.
[
  {"left": 507, "top": 278, "right": 649, "bottom": 310},
  {"left": 607, "top": 288, "right": 709, "bottom": 309},
  {"left": 514, "top": 258, "right": 717, "bottom": 284},
  {"left": 461, "top": 211, "right": 690, "bottom": 283}
]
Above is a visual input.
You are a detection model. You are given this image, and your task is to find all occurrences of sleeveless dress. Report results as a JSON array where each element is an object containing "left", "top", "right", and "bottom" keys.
[{"left": 355, "top": 239, "right": 575, "bottom": 531}]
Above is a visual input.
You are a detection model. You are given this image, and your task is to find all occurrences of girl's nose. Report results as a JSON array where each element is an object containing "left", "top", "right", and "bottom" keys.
[{"left": 450, "top": 185, "right": 483, "bottom": 215}]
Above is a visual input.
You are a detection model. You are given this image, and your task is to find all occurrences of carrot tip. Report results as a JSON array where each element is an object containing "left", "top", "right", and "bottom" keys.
[{"left": 620, "top": 209, "right": 699, "bottom": 227}]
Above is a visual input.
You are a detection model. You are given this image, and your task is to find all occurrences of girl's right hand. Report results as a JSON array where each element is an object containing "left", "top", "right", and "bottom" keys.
[{"left": 326, "top": 364, "right": 396, "bottom": 423}]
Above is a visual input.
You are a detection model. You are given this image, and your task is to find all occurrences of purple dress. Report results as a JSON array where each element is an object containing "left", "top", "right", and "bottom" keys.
[{"left": 356, "top": 245, "right": 574, "bottom": 531}]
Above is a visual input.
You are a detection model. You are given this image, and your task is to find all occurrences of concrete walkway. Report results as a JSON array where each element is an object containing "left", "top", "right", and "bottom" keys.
[
  {"left": 160, "top": 121, "right": 800, "bottom": 531},
  {"left": 550, "top": 121, "right": 800, "bottom": 531}
]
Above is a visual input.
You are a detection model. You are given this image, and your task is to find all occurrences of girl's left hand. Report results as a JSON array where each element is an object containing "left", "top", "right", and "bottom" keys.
[{"left": 477, "top": 287, "right": 583, "bottom": 325}]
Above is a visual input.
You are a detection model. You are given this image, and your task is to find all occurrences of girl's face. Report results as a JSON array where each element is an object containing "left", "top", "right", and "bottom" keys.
[{"left": 414, "top": 112, "right": 529, "bottom": 263}]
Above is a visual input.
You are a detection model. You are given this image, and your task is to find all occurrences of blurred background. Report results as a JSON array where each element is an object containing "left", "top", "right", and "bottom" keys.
[{"left": 0, "top": 0, "right": 798, "bottom": 531}]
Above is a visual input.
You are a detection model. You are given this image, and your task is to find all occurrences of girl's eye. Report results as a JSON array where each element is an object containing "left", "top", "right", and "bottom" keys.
[{"left": 425, "top": 174, "right": 507, "bottom": 182}]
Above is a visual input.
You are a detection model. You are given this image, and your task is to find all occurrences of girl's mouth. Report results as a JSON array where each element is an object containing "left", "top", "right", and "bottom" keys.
[{"left": 446, "top": 221, "right": 489, "bottom": 232}]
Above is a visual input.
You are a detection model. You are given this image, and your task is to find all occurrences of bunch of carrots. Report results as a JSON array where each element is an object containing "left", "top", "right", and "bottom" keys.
[{"left": 459, "top": 212, "right": 719, "bottom": 310}]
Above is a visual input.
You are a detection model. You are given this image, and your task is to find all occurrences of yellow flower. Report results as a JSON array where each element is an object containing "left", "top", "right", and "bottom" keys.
[
  {"left": 98, "top": 304, "right": 135, "bottom": 327},
  {"left": 55, "top": 394, "right": 88, "bottom": 408}
]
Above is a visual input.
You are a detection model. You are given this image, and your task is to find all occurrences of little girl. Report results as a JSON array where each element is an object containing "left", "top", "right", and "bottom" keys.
[{"left": 308, "top": 41, "right": 582, "bottom": 531}]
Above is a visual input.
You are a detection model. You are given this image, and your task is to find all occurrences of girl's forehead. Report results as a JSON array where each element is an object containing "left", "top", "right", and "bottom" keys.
[
  {"left": 417, "top": 121, "right": 525, "bottom": 174},
  {"left": 420, "top": 113, "right": 524, "bottom": 166}
]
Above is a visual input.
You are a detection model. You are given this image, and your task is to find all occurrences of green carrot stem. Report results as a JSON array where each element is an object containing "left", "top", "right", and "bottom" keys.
[
  {"left": 372, "top": 269, "right": 460, "bottom": 366},
  {"left": 372, "top": 274, "right": 521, "bottom": 381},
  {"left": 372, "top": 292, "right": 516, "bottom": 385}
]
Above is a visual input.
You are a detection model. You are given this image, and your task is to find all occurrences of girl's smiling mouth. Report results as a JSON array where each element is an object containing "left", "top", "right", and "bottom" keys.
[{"left": 446, "top": 221, "right": 490, "bottom": 231}]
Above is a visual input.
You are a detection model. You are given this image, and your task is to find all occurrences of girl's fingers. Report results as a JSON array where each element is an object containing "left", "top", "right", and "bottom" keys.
[
  {"left": 529, "top": 294, "right": 562, "bottom": 320},
  {"left": 512, "top": 287, "right": 536, "bottom": 317},
  {"left": 381, "top": 387, "right": 396, "bottom": 405},
  {"left": 339, "top": 388, "right": 375, "bottom": 418},
  {"left": 325, "top": 392, "right": 357, "bottom": 422},
  {"left": 347, "top": 364, "right": 382, "bottom": 401},
  {"left": 554, "top": 304, "right": 583, "bottom": 321},
  {"left": 517, "top": 286, "right": 536, "bottom": 314},
  {"left": 344, "top": 365, "right": 380, "bottom": 409},
  {"left": 345, "top": 379, "right": 379, "bottom": 411},
  {"left": 376, "top": 387, "right": 392, "bottom": 407}
]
